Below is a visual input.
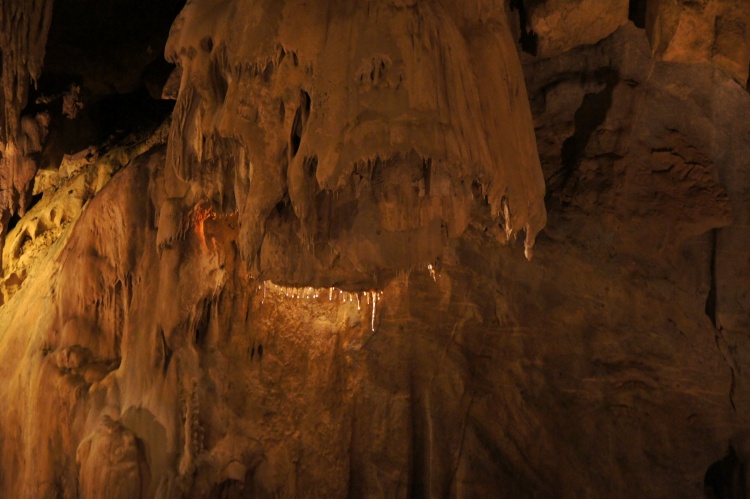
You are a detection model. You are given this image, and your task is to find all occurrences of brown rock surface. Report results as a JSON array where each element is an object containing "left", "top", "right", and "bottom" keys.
[
  {"left": 646, "top": 0, "right": 750, "bottom": 86},
  {"left": 525, "top": 0, "right": 630, "bottom": 58},
  {"left": 163, "top": 0, "right": 546, "bottom": 274},
  {"left": 0, "top": 2, "right": 749, "bottom": 499}
]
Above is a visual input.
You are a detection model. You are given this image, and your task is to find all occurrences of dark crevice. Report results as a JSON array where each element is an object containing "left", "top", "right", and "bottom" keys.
[
  {"left": 262, "top": 61, "right": 275, "bottom": 83},
  {"left": 194, "top": 299, "right": 212, "bottom": 347},
  {"left": 510, "top": 0, "right": 538, "bottom": 56},
  {"left": 29, "top": 191, "right": 43, "bottom": 210},
  {"left": 160, "top": 327, "right": 172, "bottom": 374},
  {"left": 706, "top": 228, "right": 719, "bottom": 328},
  {"left": 6, "top": 212, "right": 23, "bottom": 234},
  {"left": 291, "top": 110, "right": 302, "bottom": 155},
  {"left": 551, "top": 69, "right": 619, "bottom": 194},
  {"left": 628, "top": 0, "right": 648, "bottom": 29},
  {"left": 422, "top": 158, "right": 433, "bottom": 196},
  {"left": 274, "top": 196, "right": 289, "bottom": 215},
  {"left": 290, "top": 90, "right": 311, "bottom": 158},
  {"left": 305, "top": 155, "right": 318, "bottom": 177},
  {"left": 200, "top": 36, "right": 213, "bottom": 53},
  {"left": 213, "top": 67, "right": 228, "bottom": 104},
  {"left": 210, "top": 50, "right": 229, "bottom": 104},
  {"left": 705, "top": 446, "right": 747, "bottom": 499}
]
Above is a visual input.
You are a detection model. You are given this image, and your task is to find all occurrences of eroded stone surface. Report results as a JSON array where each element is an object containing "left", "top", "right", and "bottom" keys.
[
  {"left": 526, "top": 0, "right": 629, "bottom": 58},
  {"left": 647, "top": 0, "right": 750, "bottom": 86},
  {"left": 0, "top": 3, "right": 748, "bottom": 499},
  {"left": 164, "top": 0, "right": 546, "bottom": 280}
]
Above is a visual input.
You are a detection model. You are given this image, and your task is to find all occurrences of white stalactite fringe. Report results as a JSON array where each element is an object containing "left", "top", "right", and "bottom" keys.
[
  {"left": 427, "top": 264, "right": 437, "bottom": 282},
  {"left": 258, "top": 280, "right": 383, "bottom": 331}
]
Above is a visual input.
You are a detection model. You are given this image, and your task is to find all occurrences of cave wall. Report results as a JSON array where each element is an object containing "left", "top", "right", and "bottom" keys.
[{"left": 0, "top": 1, "right": 749, "bottom": 498}]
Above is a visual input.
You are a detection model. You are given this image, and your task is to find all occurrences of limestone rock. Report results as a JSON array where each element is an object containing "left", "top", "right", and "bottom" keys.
[
  {"left": 526, "top": 0, "right": 630, "bottom": 58},
  {"left": 0, "top": 0, "right": 55, "bottom": 226},
  {"left": 0, "top": 0, "right": 54, "bottom": 144},
  {"left": 77, "top": 416, "right": 150, "bottom": 499},
  {"left": 164, "top": 0, "right": 547, "bottom": 278},
  {"left": 647, "top": 0, "right": 750, "bottom": 85},
  {"left": 0, "top": 2, "right": 749, "bottom": 499}
]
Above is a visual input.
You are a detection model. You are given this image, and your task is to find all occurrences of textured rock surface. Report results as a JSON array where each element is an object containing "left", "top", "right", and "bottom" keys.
[
  {"left": 0, "top": 0, "right": 54, "bottom": 143},
  {"left": 525, "top": 0, "right": 629, "bottom": 57},
  {"left": 0, "top": 2, "right": 749, "bottom": 498},
  {"left": 646, "top": 0, "right": 750, "bottom": 86},
  {"left": 163, "top": 0, "right": 547, "bottom": 277},
  {"left": 0, "top": 0, "right": 54, "bottom": 241}
]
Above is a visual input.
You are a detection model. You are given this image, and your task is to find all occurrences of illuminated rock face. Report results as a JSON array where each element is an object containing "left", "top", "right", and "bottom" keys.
[
  {"left": 0, "top": 0, "right": 54, "bottom": 238},
  {"left": 524, "top": 0, "right": 630, "bottom": 57},
  {"left": 646, "top": 0, "right": 750, "bottom": 86},
  {"left": 162, "top": 0, "right": 547, "bottom": 282},
  {"left": 0, "top": 2, "right": 750, "bottom": 499}
]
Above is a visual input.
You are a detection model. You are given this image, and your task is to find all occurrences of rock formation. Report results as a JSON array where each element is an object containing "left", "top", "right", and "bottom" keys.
[{"left": 0, "top": 1, "right": 748, "bottom": 498}]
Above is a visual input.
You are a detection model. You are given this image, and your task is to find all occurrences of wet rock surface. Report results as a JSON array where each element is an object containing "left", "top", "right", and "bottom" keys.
[{"left": 0, "top": 1, "right": 749, "bottom": 498}]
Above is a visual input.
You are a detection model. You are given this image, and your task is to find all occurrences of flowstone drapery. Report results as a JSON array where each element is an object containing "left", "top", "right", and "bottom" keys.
[{"left": 163, "top": 0, "right": 546, "bottom": 285}]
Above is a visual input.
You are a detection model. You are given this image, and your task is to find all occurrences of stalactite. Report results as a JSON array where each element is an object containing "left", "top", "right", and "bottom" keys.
[
  {"left": 427, "top": 264, "right": 437, "bottom": 282},
  {"left": 0, "top": 0, "right": 55, "bottom": 144},
  {"left": 258, "top": 280, "right": 384, "bottom": 332},
  {"left": 0, "top": 0, "right": 55, "bottom": 235}
]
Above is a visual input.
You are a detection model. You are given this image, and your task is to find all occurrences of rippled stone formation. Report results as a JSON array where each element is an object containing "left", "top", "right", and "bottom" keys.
[{"left": 0, "top": 1, "right": 749, "bottom": 498}]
